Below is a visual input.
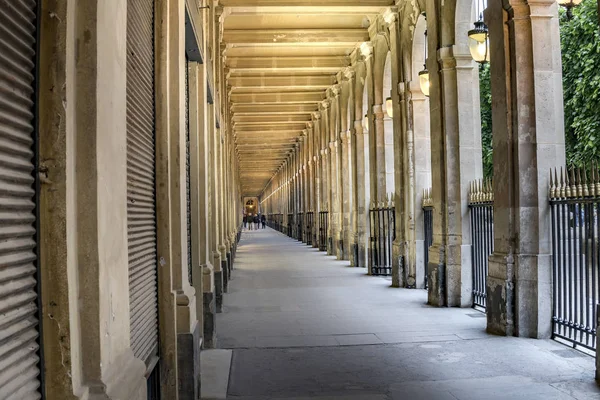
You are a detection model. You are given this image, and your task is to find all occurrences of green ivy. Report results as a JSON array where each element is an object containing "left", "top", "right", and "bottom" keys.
[
  {"left": 479, "top": 63, "right": 493, "bottom": 179},
  {"left": 560, "top": 1, "right": 600, "bottom": 167}
]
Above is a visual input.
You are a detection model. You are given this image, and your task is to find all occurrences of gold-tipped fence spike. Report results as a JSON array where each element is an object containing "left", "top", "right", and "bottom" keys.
[
  {"left": 560, "top": 167, "right": 566, "bottom": 198},
  {"left": 576, "top": 167, "right": 583, "bottom": 197},
  {"left": 583, "top": 168, "right": 589, "bottom": 197},
  {"left": 595, "top": 162, "right": 600, "bottom": 196}
]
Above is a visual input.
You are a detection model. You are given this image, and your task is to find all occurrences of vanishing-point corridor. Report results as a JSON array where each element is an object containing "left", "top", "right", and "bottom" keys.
[{"left": 202, "top": 228, "right": 599, "bottom": 400}]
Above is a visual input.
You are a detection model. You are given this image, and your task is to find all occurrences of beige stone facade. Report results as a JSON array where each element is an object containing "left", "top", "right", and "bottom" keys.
[{"left": 1, "top": 0, "right": 598, "bottom": 399}]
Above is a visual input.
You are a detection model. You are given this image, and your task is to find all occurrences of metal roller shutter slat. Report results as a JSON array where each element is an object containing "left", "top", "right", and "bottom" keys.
[
  {"left": 0, "top": 0, "right": 40, "bottom": 396},
  {"left": 127, "top": 0, "right": 158, "bottom": 368}
]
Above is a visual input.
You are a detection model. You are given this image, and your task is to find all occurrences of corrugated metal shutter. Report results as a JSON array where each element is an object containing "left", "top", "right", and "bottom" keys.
[
  {"left": 126, "top": 0, "right": 158, "bottom": 367},
  {"left": 0, "top": 1, "right": 41, "bottom": 399},
  {"left": 185, "top": 61, "right": 192, "bottom": 285}
]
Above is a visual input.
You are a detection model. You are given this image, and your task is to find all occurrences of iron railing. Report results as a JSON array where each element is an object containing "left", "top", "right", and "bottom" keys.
[
  {"left": 369, "top": 199, "right": 395, "bottom": 276},
  {"left": 319, "top": 211, "right": 329, "bottom": 252},
  {"left": 469, "top": 180, "right": 494, "bottom": 310},
  {"left": 306, "top": 211, "right": 314, "bottom": 246},
  {"left": 549, "top": 167, "right": 599, "bottom": 351},
  {"left": 423, "top": 210, "right": 433, "bottom": 289},
  {"left": 297, "top": 212, "right": 304, "bottom": 242},
  {"left": 287, "top": 213, "right": 293, "bottom": 237}
]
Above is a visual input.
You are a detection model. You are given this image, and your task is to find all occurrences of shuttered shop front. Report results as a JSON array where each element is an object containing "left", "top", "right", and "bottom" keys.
[
  {"left": 0, "top": 1, "right": 41, "bottom": 399},
  {"left": 126, "top": 0, "right": 159, "bottom": 371}
]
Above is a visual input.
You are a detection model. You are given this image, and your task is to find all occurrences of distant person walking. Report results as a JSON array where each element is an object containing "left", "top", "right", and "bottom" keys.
[
  {"left": 253, "top": 214, "right": 259, "bottom": 230},
  {"left": 243, "top": 213, "right": 247, "bottom": 230},
  {"left": 261, "top": 214, "right": 266, "bottom": 229},
  {"left": 248, "top": 214, "right": 254, "bottom": 230}
]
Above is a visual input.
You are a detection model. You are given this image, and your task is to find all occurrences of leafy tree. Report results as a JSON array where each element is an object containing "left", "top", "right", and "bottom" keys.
[
  {"left": 479, "top": 63, "right": 493, "bottom": 179},
  {"left": 478, "top": 1, "right": 600, "bottom": 176},
  {"left": 560, "top": 1, "right": 600, "bottom": 167}
]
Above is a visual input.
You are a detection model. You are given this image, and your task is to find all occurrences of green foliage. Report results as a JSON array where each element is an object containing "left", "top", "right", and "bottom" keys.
[
  {"left": 479, "top": 63, "right": 493, "bottom": 179},
  {"left": 560, "top": 1, "right": 600, "bottom": 167}
]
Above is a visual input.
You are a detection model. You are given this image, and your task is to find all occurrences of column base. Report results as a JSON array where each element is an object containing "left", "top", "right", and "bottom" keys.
[
  {"left": 203, "top": 291, "right": 216, "bottom": 348},
  {"left": 486, "top": 252, "right": 515, "bottom": 336},
  {"left": 227, "top": 252, "right": 232, "bottom": 275},
  {"left": 177, "top": 320, "right": 202, "bottom": 400},
  {"left": 357, "top": 243, "right": 366, "bottom": 268},
  {"left": 222, "top": 259, "right": 229, "bottom": 294},
  {"left": 214, "top": 270, "right": 223, "bottom": 313},
  {"left": 427, "top": 261, "right": 446, "bottom": 307},
  {"left": 84, "top": 349, "right": 146, "bottom": 400}
]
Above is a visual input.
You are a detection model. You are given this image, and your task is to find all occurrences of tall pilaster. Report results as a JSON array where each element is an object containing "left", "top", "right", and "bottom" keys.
[{"left": 486, "top": 0, "right": 565, "bottom": 338}]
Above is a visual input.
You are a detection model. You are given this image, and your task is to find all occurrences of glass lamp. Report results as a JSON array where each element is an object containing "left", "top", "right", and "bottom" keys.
[
  {"left": 468, "top": 21, "right": 490, "bottom": 63},
  {"left": 418, "top": 70, "right": 430, "bottom": 97},
  {"left": 385, "top": 97, "right": 393, "bottom": 118},
  {"left": 558, "top": 0, "right": 583, "bottom": 18}
]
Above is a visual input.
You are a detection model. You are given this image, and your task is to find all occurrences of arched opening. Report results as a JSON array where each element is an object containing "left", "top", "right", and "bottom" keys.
[
  {"left": 382, "top": 51, "right": 395, "bottom": 196},
  {"left": 410, "top": 13, "right": 432, "bottom": 288}
]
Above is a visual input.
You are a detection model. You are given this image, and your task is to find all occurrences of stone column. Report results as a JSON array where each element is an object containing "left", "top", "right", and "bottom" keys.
[
  {"left": 406, "top": 82, "right": 431, "bottom": 289},
  {"left": 486, "top": 0, "right": 565, "bottom": 337},
  {"left": 330, "top": 86, "right": 343, "bottom": 259},
  {"left": 426, "top": 1, "right": 481, "bottom": 307},
  {"left": 322, "top": 101, "right": 333, "bottom": 253},
  {"left": 313, "top": 114, "right": 322, "bottom": 247},
  {"left": 346, "top": 68, "right": 357, "bottom": 265},
  {"left": 339, "top": 75, "right": 352, "bottom": 262}
]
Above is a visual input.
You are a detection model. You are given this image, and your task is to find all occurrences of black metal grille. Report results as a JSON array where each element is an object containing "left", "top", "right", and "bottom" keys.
[
  {"left": 147, "top": 363, "right": 160, "bottom": 400},
  {"left": 469, "top": 201, "right": 494, "bottom": 309},
  {"left": 297, "top": 212, "right": 304, "bottom": 242},
  {"left": 423, "top": 206, "right": 433, "bottom": 289},
  {"left": 550, "top": 169, "right": 599, "bottom": 351},
  {"left": 319, "top": 211, "right": 329, "bottom": 251},
  {"left": 368, "top": 204, "right": 395, "bottom": 276},
  {"left": 287, "top": 213, "right": 293, "bottom": 237},
  {"left": 306, "top": 212, "right": 314, "bottom": 246}
]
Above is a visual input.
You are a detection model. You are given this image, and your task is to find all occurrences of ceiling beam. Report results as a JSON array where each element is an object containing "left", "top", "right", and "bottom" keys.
[
  {"left": 222, "top": 29, "right": 369, "bottom": 44},
  {"left": 230, "top": 91, "right": 325, "bottom": 103},
  {"left": 225, "top": 56, "right": 350, "bottom": 69}
]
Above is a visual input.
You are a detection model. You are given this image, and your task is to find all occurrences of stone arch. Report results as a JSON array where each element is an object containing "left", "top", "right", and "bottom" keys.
[
  {"left": 382, "top": 51, "right": 395, "bottom": 194},
  {"left": 372, "top": 34, "right": 390, "bottom": 107},
  {"left": 406, "top": 12, "right": 432, "bottom": 288}
]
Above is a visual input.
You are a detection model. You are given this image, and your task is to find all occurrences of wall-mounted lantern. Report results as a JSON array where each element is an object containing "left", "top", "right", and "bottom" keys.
[
  {"left": 558, "top": 0, "right": 583, "bottom": 19},
  {"left": 468, "top": 0, "right": 490, "bottom": 64}
]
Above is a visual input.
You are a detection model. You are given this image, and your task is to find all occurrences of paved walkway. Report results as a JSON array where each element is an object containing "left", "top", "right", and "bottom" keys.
[{"left": 208, "top": 227, "right": 599, "bottom": 400}]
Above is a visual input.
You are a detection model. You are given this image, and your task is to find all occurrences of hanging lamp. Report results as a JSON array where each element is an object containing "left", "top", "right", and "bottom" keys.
[
  {"left": 557, "top": 0, "right": 583, "bottom": 19},
  {"left": 468, "top": 0, "right": 490, "bottom": 64},
  {"left": 418, "top": 28, "right": 430, "bottom": 97}
]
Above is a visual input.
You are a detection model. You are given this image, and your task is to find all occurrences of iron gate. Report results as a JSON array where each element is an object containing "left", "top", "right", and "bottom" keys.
[
  {"left": 306, "top": 212, "right": 314, "bottom": 246},
  {"left": 550, "top": 167, "right": 599, "bottom": 351},
  {"left": 468, "top": 180, "right": 494, "bottom": 310},
  {"left": 319, "top": 211, "right": 329, "bottom": 251},
  {"left": 297, "top": 212, "right": 304, "bottom": 242},
  {"left": 423, "top": 205, "right": 433, "bottom": 289},
  {"left": 369, "top": 201, "right": 395, "bottom": 276},
  {"left": 287, "top": 213, "right": 293, "bottom": 237}
]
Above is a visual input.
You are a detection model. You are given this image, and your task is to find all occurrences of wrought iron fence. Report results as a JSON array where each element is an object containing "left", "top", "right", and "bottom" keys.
[
  {"left": 306, "top": 211, "right": 314, "bottom": 246},
  {"left": 423, "top": 188, "right": 433, "bottom": 289},
  {"left": 319, "top": 211, "right": 329, "bottom": 252},
  {"left": 287, "top": 213, "right": 293, "bottom": 237},
  {"left": 369, "top": 197, "right": 395, "bottom": 276},
  {"left": 469, "top": 180, "right": 494, "bottom": 310},
  {"left": 297, "top": 212, "right": 304, "bottom": 242},
  {"left": 549, "top": 166, "right": 599, "bottom": 351}
]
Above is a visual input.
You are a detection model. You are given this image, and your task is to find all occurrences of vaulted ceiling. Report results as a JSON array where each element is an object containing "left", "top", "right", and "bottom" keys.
[{"left": 220, "top": 0, "right": 396, "bottom": 197}]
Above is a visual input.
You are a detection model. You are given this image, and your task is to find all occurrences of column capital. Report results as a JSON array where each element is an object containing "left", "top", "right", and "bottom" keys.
[
  {"left": 312, "top": 112, "right": 322, "bottom": 120},
  {"left": 359, "top": 41, "right": 373, "bottom": 59},
  {"left": 320, "top": 100, "right": 330, "bottom": 110},
  {"left": 382, "top": 7, "right": 399, "bottom": 26}
]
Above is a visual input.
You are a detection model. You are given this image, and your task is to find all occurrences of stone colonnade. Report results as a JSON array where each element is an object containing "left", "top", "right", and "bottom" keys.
[
  {"left": 37, "top": 0, "right": 241, "bottom": 399},
  {"left": 260, "top": 0, "right": 571, "bottom": 346}
]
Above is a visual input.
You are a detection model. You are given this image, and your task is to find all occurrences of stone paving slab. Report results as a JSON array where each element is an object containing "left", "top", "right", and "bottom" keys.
[{"left": 217, "top": 228, "right": 598, "bottom": 399}]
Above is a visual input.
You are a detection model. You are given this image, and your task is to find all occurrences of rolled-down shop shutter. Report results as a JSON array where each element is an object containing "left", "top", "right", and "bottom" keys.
[
  {"left": 185, "top": 60, "right": 192, "bottom": 285},
  {"left": 0, "top": 1, "right": 42, "bottom": 399},
  {"left": 126, "top": 0, "right": 159, "bottom": 370}
]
